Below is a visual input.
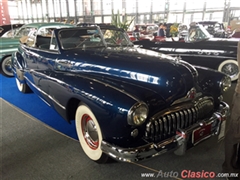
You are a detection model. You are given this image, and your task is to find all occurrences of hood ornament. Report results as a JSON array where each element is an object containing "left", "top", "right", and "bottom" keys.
[
  {"left": 186, "top": 87, "right": 197, "bottom": 99},
  {"left": 171, "top": 87, "right": 202, "bottom": 105}
]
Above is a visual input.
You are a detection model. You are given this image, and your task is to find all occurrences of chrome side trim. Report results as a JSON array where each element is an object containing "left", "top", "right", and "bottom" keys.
[
  {"left": 74, "top": 74, "right": 141, "bottom": 102},
  {"left": 179, "top": 60, "right": 198, "bottom": 77},
  {"left": 25, "top": 68, "right": 141, "bottom": 110},
  {"left": 24, "top": 76, "right": 66, "bottom": 110},
  {"left": 30, "top": 70, "right": 141, "bottom": 103},
  {"left": 38, "top": 96, "right": 51, "bottom": 107}
]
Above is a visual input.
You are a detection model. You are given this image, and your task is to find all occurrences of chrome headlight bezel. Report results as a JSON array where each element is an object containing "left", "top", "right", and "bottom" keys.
[
  {"left": 127, "top": 102, "right": 149, "bottom": 126},
  {"left": 220, "top": 75, "right": 231, "bottom": 92}
]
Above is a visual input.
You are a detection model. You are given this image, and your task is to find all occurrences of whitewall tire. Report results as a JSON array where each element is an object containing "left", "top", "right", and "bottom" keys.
[
  {"left": 1, "top": 56, "right": 14, "bottom": 77},
  {"left": 218, "top": 60, "right": 239, "bottom": 82},
  {"left": 75, "top": 104, "right": 109, "bottom": 163}
]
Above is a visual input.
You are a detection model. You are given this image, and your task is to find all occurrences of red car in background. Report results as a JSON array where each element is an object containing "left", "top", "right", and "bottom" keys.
[{"left": 128, "top": 24, "right": 158, "bottom": 41}]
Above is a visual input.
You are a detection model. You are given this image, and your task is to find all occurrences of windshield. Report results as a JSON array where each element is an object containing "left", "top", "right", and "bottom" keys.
[
  {"left": 188, "top": 25, "right": 211, "bottom": 42},
  {"left": 58, "top": 26, "right": 133, "bottom": 49},
  {"left": 15, "top": 27, "right": 34, "bottom": 37},
  {"left": 2, "top": 29, "right": 18, "bottom": 37}
]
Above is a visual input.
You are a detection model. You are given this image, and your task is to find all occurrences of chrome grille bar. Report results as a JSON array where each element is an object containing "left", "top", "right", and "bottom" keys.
[
  {"left": 162, "top": 117, "right": 168, "bottom": 137},
  {"left": 188, "top": 109, "right": 192, "bottom": 125},
  {"left": 167, "top": 115, "right": 172, "bottom": 135},
  {"left": 179, "top": 111, "right": 185, "bottom": 128},
  {"left": 171, "top": 114, "right": 177, "bottom": 133},
  {"left": 183, "top": 110, "right": 188, "bottom": 127},
  {"left": 145, "top": 98, "right": 214, "bottom": 142},
  {"left": 175, "top": 112, "right": 180, "bottom": 130}
]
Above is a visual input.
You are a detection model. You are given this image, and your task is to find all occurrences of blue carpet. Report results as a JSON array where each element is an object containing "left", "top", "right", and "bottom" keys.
[{"left": 1, "top": 75, "right": 78, "bottom": 140}]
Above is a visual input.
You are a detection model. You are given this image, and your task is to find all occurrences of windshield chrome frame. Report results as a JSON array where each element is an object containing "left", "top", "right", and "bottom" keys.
[
  {"left": 57, "top": 26, "right": 134, "bottom": 50},
  {"left": 186, "top": 25, "right": 212, "bottom": 43}
]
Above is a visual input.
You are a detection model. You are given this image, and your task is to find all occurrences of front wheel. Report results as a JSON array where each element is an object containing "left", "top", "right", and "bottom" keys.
[
  {"left": 0, "top": 56, "right": 14, "bottom": 77},
  {"left": 75, "top": 104, "right": 109, "bottom": 163},
  {"left": 218, "top": 60, "right": 239, "bottom": 82}
]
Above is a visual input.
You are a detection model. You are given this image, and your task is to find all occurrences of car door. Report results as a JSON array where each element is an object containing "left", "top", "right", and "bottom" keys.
[
  {"left": 21, "top": 27, "right": 60, "bottom": 106},
  {"left": 19, "top": 27, "right": 40, "bottom": 85}
]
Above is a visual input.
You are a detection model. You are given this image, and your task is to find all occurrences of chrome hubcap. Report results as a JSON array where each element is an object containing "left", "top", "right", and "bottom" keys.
[
  {"left": 81, "top": 114, "right": 99, "bottom": 150},
  {"left": 3, "top": 58, "right": 13, "bottom": 76},
  {"left": 222, "top": 63, "right": 239, "bottom": 80}
]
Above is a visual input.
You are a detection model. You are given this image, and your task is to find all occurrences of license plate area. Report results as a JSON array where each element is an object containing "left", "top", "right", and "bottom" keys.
[{"left": 192, "top": 123, "right": 212, "bottom": 145}]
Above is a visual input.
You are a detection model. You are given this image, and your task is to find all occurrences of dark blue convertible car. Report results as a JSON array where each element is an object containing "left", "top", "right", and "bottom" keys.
[{"left": 12, "top": 24, "right": 231, "bottom": 163}]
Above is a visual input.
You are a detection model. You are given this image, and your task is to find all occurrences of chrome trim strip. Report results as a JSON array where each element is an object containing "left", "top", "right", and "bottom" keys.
[
  {"left": 30, "top": 70, "right": 141, "bottom": 103},
  {"left": 179, "top": 111, "right": 184, "bottom": 128},
  {"left": 162, "top": 117, "right": 168, "bottom": 135},
  {"left": 158, "top": 118, "right": 163, "bottom": 136},
  {"left": 24, "top": 76, "right": 66, "bottom": 110},
  {"left": 167, "top": 114, "right": 172, "bottom": 135},
  {"left": 154, "top": 120, "right": 159, "bottom": 135},
  {"left": 175, "top": 112, "right": 180, "bottom": 129},
  {"left": 168, "top": 54, "right": 234, "bottom": 59},
  {"left": 187, "top": 109, "right": 192, "bottom": 125},
  {"left": 38, "top": 96, "right": 51, "bottom": 107},
  {"left": 26, "top": 69, "right": 141, "bottom": 111},
  {"left": 183, "top": 110, "right": 188, "bottom": 127},
  {"left": 171, "top": 114, "right": 176, "bottom": 131},
  {"left": 76, "top": 74, "right": 141, "bottom": 102}
]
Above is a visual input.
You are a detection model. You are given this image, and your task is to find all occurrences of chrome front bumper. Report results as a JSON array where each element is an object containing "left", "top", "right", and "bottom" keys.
[{"left": 101, "top": 101, "right": 229, "bottom": 162}]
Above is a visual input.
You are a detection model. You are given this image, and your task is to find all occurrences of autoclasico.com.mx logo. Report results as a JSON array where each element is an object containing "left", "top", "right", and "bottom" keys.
[{"left": 140, "top": 170, "right": 239, "bottom": 179}]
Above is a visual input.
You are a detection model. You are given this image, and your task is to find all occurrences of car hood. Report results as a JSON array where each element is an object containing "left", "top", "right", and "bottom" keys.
[{"left": 57, "top": 47, "right": 198, "bottom": 107}]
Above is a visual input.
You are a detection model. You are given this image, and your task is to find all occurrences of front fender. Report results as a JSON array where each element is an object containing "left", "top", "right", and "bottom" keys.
[
  {"left": 11, "top": 51, "right": 26, "bottom": 82},
  {"left": 195, "top": 65, "right": 226, "bottom": 97},
  {"left": 33, "top": 71, "right": 142, "bottom": 147}
]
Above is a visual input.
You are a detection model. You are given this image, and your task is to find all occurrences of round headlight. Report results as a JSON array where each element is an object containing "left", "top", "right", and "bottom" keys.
[
  {"left": 220, "top": 75, "right": 231, "bottom": 92},
  {"left": 127, "top": 102, "right": 148, "bottom": 126}
]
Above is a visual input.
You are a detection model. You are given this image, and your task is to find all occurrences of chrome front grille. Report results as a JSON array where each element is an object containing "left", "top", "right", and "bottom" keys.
[{"left": 145, "top": 97, "right": 214, "bottom": 142}]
